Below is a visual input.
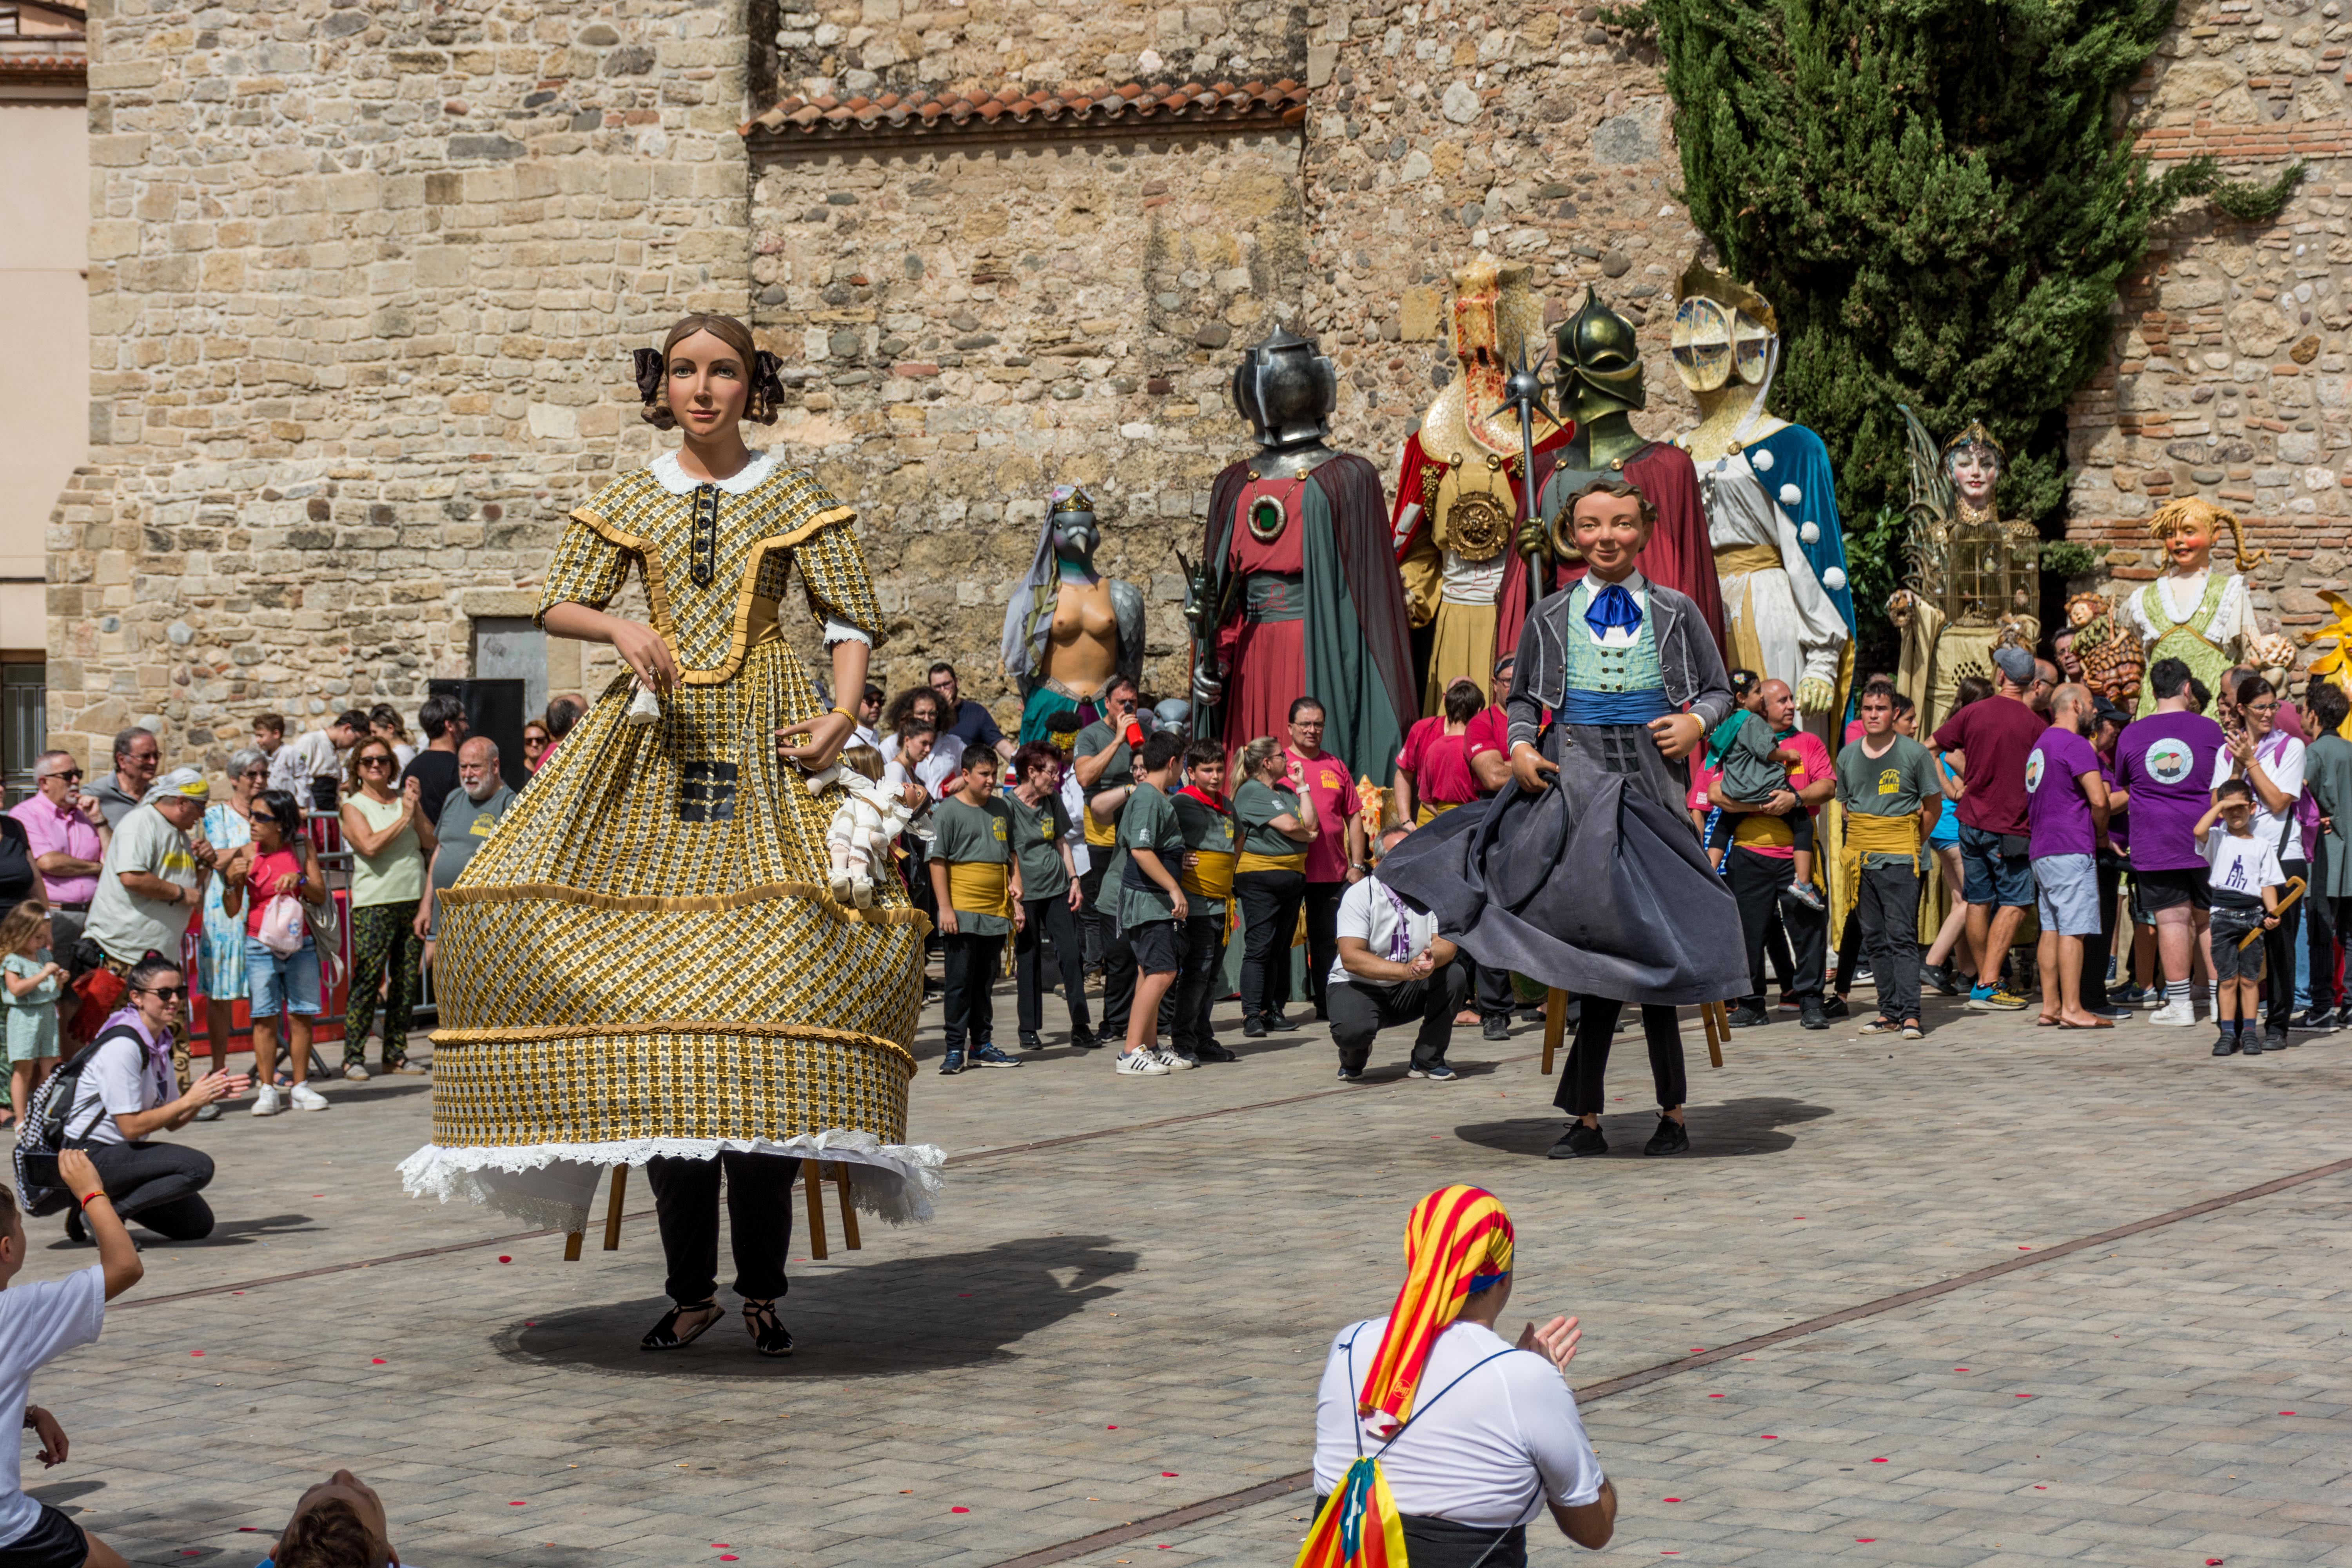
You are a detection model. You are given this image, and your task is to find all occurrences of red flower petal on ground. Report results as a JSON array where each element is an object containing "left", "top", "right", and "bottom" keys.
[
  {"left": 1690, "top": 1347, "right": 1705, "bottom": 1352},
  {"left": 951, "top": 1507, "right": 969, "bottom": 1514},
  {"left": 1871, "top": 1458, "right": 1886, "bottom": 1463},
  {"left": 190, "top": 1350, "right": 204, "bottom": 1357},
  {"left": 509, "top": 1501, "right": 525, "bottom": 1507},
  {"left": 372, "top": 1358, "right": 386, "bottom": 1365},
  {"left": 1709, "top": 1394, "right": 1724, "bottom": 1399},
  {"left": 1663, "top": 1497, "right": 1681, "bottom": 1503},
  {"left": 1856, "top": 1539, "right": 1876, "bottom": 1544},
  {"left": 2207, "top": 1559, "right": 2224, "bottom": 1564},
  {"left": 499, "top": 1256, "right": 512, "bottom": 1263},
  {"left": 2280, "top": 1411, "right": 2296, "bottom": 1416},
  {"left": 1760, "top": 1435, "right": 1778, "bottom": 1439},
  {"left": 1107, "top": 1425, "right": 1117, "bottom": 1429},
  {"left": 2015, "top": 1394, "right": 2032, "bottom": 1399},
  {"left": 1161, "top": 1472, "right": 1178, "bottom": 1477}
]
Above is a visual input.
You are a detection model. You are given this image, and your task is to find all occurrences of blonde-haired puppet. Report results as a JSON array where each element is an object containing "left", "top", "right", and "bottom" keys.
[
  {"left": 2122, "top": 498, "right": 2296, "bottom": 715},
  {"left": 811, "top": 745, "right": 927, "bottom": 909}
]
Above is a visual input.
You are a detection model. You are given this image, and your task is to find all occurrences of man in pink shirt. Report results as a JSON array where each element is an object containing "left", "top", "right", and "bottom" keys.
[
  {"left": 1284, "top": 698, "right": 1365, "bottom": 1021},
  {"left": 8, "top": 751, "right": 109, "bottom": 955}
]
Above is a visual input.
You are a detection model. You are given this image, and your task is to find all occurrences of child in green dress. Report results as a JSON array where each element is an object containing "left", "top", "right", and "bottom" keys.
[{"left": 1, "top": 900, "right": 65, "bottom": 1129}]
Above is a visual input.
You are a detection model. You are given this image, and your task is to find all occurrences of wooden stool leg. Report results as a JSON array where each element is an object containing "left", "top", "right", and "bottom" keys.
[
  {"left": 1700, "top": 1001, "right": 1725, "bottom": 1070},
  {"left": 563, "top": 1231, "right": 583, "bottom": 1261},
  {"left": 1541, "top": 987, "right": 1567, "bottom": 1076},
  {"left": 602, "top": 1165, "right": 628, "bottom": 1251},
  {"left": 803, "top": 1158, "right": 829, "bottom": 1261},
  {"left": 829, "top": 1163, "right": 862, "bottom": 1250}
]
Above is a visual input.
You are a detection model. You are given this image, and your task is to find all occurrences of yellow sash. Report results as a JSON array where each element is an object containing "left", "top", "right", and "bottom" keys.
[
  {"left": 946, "top": 860, "right": 1013, "bottom": 918},
  {"left": 1180, "top": 848, "right": 1239, "bottom": 901},
  {"left": 1236, "top": 849, "right": 1308, "bottom": 874},
  {"left": 1715, "top": 541, "right": 1784, "bottom": 577},
  {"left": 1084, "top": 808, "right": 1118, "bottom": 848},
  {"left": 1840, "top": 810, "right": 1922, "bottom": 882},
  {"left": 1414, "top": 801, "right": 1461, "bottom": 826}
]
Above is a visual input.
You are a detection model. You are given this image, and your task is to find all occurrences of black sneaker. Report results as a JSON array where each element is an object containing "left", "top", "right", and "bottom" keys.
[
  {"left": 2267, "top": 1025, "right": 2292, "bottom": 1051},
  {"left": 63, "top": 1206, "right": 87, "bottom": 1245},
  {"left": 1242, "top": 1016, "right": 1269, "bottom": 1039},
  {"left": 970, "top": 1044, "right": 1024, "bottom": 1068},
  {"left": 939, "top": 1049, "right": 966, "bottom": 1075},
  {"left": 1018, "top": 1031, "right": 1044, "bottom": 1051},
  {"left": 1482, "top": 1016, "right": 1511, "bottom": 1042},
  {"left": 1335, "top": 1064, "right": 1366, "bottom": 1083},
  {"left": 1070, "top": 1025, "right": 1100, "bottom": 1051},
  {"left": 2212, "top": 1034, "right": 2238, "bottom": 1057},
  {"left": 1643, "top": 1116, "right": 1690, "bottom": 1157},
  {"left": 1193, "top": 1041, "right": 1238, "bottom": 1063},
  {"left": 1546, "top": 1121, "right": 1608, "bottom": 1159},
  {"left": 2293, "top": 1007, "right": 2337, "bottom": 1033},
  {"left": 1725, "top": 1002, "right": 1770, "bottom": 1029},
  {"left": 1268, "top": 1011, "right": 1304, "bottom": 1033},
  {"left": 1798, "top": 996, "right": 1828, "bottom": 1031},
  {"left": 1919, "top": 962, "right": 1961, "bottom": 998},
  {"left": 2240, "top": 1033, "right": 2264, "bottom": 1056},
  {"left": 1821, "top": 995, "right": 1851, "bottom": 1019}
]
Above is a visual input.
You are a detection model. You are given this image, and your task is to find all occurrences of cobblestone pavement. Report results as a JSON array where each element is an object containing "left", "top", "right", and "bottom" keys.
[{"left": 11, "top": 979, "right": 2352, "bottom": 1568}]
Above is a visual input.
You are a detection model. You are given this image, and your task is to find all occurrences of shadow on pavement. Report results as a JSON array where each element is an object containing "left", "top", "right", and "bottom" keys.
[
  {"left": 492, "top": 1233, "right": 1137, "bottom": 1380},
  {"left": 1450, "top": 1096, "right": 1835, "bottom": 1159}
]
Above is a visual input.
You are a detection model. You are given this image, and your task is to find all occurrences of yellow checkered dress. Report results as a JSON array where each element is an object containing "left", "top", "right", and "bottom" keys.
[{"left": 401, "top": 454, "right": 938, "bottom": 1230}]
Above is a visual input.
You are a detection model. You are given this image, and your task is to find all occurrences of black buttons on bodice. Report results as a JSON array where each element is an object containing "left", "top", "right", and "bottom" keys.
[{"left": 691, "top": 484, "right": 719, "bottom": 588}]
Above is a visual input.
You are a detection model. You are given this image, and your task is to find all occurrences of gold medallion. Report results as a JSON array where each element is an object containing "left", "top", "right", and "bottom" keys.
[{"left": 1447, "top": 491, "right": 1512, "bottom": 563}]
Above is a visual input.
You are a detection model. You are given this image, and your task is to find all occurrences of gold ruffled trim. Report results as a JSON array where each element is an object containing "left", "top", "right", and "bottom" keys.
[
  {"left": 566, "top": 499, "right": 860, "bottom": 686},
  {"left": 439, "top": 877, "right": 935, "bottom": 931},
  {"left": 428, "top": 1017, "right": 917, "bottom": 1070}
]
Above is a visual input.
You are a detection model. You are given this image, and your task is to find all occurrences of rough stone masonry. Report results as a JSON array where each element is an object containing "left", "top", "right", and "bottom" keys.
[{"left": 48, "top": 0, "right": 2315, "bottom": 774}]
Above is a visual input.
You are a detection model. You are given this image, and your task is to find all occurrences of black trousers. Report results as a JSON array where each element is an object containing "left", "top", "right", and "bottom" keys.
[
  {"left": 1234, "top": 869, "right": 1305, "bottom": 1024},
  {"left": 1727, "top": 846, "right": 1826, "bottom": 1004},
  {"left": 2082, "top": 857, "right": 2123, "bottom": 1012},
  {"left": 2263, "top": 857, "right": 2309, "bottom": 1029},
  {"left": 646, "top": 1150, "right": 800, "bottom": 1305},
  {"left": 1078, "top": 858, "right": 1112, "bottom": 970},
  {"left": 1015, "top": 894, "right": 1091, "bottom": 1036},
  {"left": 1326, "top": 962, "right": 1466, "bottom": 1071},
  {"left": 1855, "top": 861, "right": 1921, "bottom": 1023},
  {"left": 1172, "top": 911, "right": 1226, "bottom": 1053},
  {"left": 74, "top": 1140, "right": 215, "bottom": 1240},
  {"left": 1475, "top": 961, "right": 1516, "bottom": 1022},
  {"left": 1302, "top": 879, "right": 1347, "bottom": 1017},
  {"left": 1557, "top": 998, "right": 1687, "bottom": 1118},
  {"left": 940, "top": 930, "right": 1004, "bottom": 1050}
]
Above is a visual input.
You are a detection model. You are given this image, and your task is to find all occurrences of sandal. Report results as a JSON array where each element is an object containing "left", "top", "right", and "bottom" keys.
[
  {"left": 640, "top": 1299, "right": 722, "bottom": 1351},
  {"left": 741, "top": 1298, "right": 794, "bottom": 1358}
]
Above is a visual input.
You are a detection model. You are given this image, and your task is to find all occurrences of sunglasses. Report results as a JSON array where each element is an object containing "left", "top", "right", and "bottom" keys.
[
  {"left": 138, "top": 985, "right": 189, "bottom": 1001},
  {"left": 40, "top": 769, "right": 82, "bottom": 782},
  {"left": 358, "top": 757, "right": 395, "bottom": 769}
]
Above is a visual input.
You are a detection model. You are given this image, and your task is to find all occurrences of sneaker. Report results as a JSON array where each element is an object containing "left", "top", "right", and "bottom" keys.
[
  {"left": 2212, "top": 1033, "right": 2239, "bottom": 1057},
  {"left": 290, "top": 1083, "right": 330, "bottom": 1112},
  {"left": 2294, "top": 1007, "right": 2338, "bottom": 1033},
  {"left": 1334, "top": 1063, "right": 1366, "bottom": 1083},
  {"left": 970, "top": 1044, "right": 1024, "bottom": 1068},
  {"left": 2109, "top": 983, "right": 2149, "bottom": 1006},
  {"left": 1967, "top": 984, "right": 2028, "bottom": 1011},
  {"left": 1482, "top": 1016, "right": 1510, "bottom": 1042},
  {"left": 1192, "top": 1041, "right": 1238, "bottom": 1063},
  {"left": 1642, "top": 1116, "right": 1690, "bottom": 1157},
  {"left": 63, "top": 1206, "right": 87, "bottom": 1246},
  {"left": 1241, "top": 1016, "right": 1270, "bottom": 1039},
  {"left": 250, "top": 1084, "right": 283, "bottom": 1117},
  {"left": 2266, "top": 1025, "right": 2292, "bottom": 1051},
  {"left": 2085, "top": 1004, "right": 2133, "bottom": 1022},
  {"left": 1724, "top": 1002, "right": 1771, "bottom": 1029},
  {"left": 2241, "top": 1032, "right": 2264, "bottom": 1056},
  {"left": 1777, "top": 993, "right": 1800, "bottom": 1011},
  {"left": 1821, "top": 994, "right": 1851, "bottom": 1019},
  {"left": 1780, "top": 881, "right": 1827, "bottom": 914},
  {"left": 1546, "top": 1121, "right": 1608, "bottom": 1159},
  {"left": 938, "top": 1049, "right": 965, "bottom": 1075},
  {"left": 1158, "top": 1048, "right": 1195, "bottom": 1071},
  {"left": 1919, "top": 962, "right": 1961, "bottom": 997},
  {"left": 1857, "top": 1016, "right": 1900, "bottom": 1036},
  {"left": 1116, "top": 1050, "right": 1170, "bottom": 1076},
  {"left": 342, "top": 1063, "right": 370, "bottom": 1082},
  {"left": 194, "top": 1102, "right": 222, "bottom": 1122},
  {"left": 2148, "top": 998, "right": 2198, "bottom": 1027},
  {"left": 1406, "top": 1063, "right": 1459, "bottom": 1081},
  {"left": 1267, "top": 1011, "right": 1304, "bottom": 1033},
  {"left": 1900, "top": 1020, "right": 1925, "bottom": 1040},
  {"left": 1070, "top": 1025, "right": 1101, "bottom": 1051},
  {"left": 1798, "top": 996, "right": 1829, "bottom": 1031},
  {"left": 1018, "top": 1031, "right": 1044, "bottom": 1051}
]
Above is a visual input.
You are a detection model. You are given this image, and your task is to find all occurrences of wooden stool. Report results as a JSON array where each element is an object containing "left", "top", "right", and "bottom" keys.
[{"left": 564, "top": 1158, "right": 865, "bottom": 1259}]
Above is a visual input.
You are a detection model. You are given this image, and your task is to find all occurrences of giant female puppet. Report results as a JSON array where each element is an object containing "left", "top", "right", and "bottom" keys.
[
  {"left": 401, "top": 313, "right": 940, "bottom": 1357},
  {"left": 1192, "top": 327, "right": 1416, "bottom": 779},
  {"left": 2121, "top": 497, "right": 2295, "bottom": 716}
]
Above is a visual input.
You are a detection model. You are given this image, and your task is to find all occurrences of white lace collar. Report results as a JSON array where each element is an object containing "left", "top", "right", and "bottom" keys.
[{"left": 647, "top": 447, "right": 782, "bottom": 497}]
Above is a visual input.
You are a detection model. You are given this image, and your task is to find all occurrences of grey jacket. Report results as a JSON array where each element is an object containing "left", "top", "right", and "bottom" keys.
[{"left": 1504, "top": 579, "right": 1733, "bottom": 750}]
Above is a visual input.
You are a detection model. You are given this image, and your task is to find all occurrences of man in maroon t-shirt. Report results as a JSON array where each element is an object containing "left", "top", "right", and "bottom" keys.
[{"left": 1929, "top": 644, "right": 2051, "bottom": 1009}]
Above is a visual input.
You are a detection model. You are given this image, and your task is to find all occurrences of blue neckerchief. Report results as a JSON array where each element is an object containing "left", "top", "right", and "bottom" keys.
[{"left": 1584, "top": 581, "right": 1641, "bottom": 641}]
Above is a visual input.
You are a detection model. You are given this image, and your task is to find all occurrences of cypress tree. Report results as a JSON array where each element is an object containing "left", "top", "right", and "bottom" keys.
[{"left": 1646, "top": 0, "right": 2216, "bottom": 635}]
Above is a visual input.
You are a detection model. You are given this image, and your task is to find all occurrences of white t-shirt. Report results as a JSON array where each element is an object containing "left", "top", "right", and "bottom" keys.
[
  {"left": 1329, "top": 876, "right": 1440, "bottom": 989},
  {"left": 82, "top": 804, "right": 200, "bottom": 964},
  {"left": 0, "top": 1264, "right": 105, "bottom": 1548},
  {"left": 1314, "top": 1317, "right": 1604, "bottom": 1527},
  {"left": 2210, "top": 735, "right": 2305, "bottom": 861},
  {"left": 880, "top": 733, "right": 965, "bottom": 801},
  {"left": 2203, "top": 825, "right": 2286, "bottom": 907},
  {"left": 65, "top": 1022, "right": 174, "bottom": 1148},
  {"left": 1058, "top": 769, "right": 1091, "bottom": 878}
]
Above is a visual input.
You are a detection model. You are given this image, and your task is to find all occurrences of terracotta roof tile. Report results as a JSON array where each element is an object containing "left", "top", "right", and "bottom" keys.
[{"left": 740, "top": 76, "right": 1309, "bottom": 142}]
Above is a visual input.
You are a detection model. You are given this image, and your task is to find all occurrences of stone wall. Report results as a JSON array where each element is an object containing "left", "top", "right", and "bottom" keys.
[
  {"left": 48, "top": 0, "right": 751, "bottom": 770},
  {"left": 2066, "top": 0, "right": 2352, "bottom": 655}
]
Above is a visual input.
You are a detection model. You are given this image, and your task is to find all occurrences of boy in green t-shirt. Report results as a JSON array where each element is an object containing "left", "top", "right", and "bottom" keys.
[
  {"left": 1169, "top": 738, "right": 1240, "bottom": 1064},
  {"left": 927, "top": 751, "right": 1025, "bottom": 1074},
  {"left": 1112, "top": 730, "right": 1190, "bottom": 1077}
]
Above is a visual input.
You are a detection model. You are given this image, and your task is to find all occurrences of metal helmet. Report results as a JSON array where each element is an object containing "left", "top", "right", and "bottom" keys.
[
  {"left": 1552, "top": 285, "right": 1647, "bottom": 423},
  {"left": 1231, "top": 327, "right": 1337, "bottom": 452}
]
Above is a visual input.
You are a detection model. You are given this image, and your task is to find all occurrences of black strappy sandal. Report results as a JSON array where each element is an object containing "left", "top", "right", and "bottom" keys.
[
  {"left": 741, "top": 1298, "right": 794, "bottom": 1357},
  {"left": 640, "top": 1299, "right": 722, "bottom": 1351}
]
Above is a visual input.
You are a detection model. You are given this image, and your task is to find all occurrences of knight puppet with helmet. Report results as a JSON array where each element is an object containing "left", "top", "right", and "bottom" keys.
[
  {"left": 1388, "top": 259, "right": 1573, "bottom": 710},
  {"left": 1525, "top": 285, "right": 1727, "bottom": 657},
  {"left": 1671, "top": 261, "right": 1856, "bottom": 741},
  {"left": 1191, "top": 326, "right": 1416, "bottom": 779}
]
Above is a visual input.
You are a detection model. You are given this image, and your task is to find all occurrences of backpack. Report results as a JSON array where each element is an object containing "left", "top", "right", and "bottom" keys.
[{"left": 13, "top": 1023, "right": 145, "bottom": 1217}]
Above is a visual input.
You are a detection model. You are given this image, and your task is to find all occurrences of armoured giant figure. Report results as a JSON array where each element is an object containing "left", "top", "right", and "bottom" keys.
[
  {"left": 1671, "top": 261, "right": 1855, "bottom": 741},
  {"left": 1003, "top": 485, "right": 1146, "bottom": 744},
  {"left": 1527, "top": 286, "right": 1728, "bottom": 659},
  {"left": 1193, "top": 327, "right": 1415, "bottom": 779}
]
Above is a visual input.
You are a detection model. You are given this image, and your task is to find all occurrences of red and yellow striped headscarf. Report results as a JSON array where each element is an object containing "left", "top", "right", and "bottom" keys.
[{"left": 1356, "top": 1185, "right": 1515, "bottom": 1430}]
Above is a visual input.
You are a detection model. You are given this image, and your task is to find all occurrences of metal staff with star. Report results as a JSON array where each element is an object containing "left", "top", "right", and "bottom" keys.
[{"left": 1491, "top": 348, "right": 1558, "bottom": 617}]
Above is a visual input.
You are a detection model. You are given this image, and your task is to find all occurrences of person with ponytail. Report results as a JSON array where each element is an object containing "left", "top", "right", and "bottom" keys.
[{"left": 1303, "top": 1186, "right": 1616, "bottom": 1568}]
